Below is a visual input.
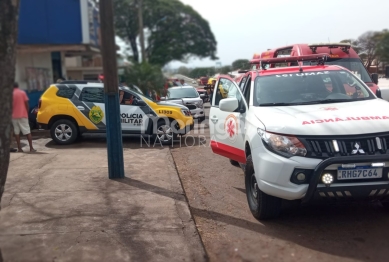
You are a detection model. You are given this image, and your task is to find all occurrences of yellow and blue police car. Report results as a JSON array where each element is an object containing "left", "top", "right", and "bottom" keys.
[{"left": 37, "top": 81, "right": 194, "bottom": 145}]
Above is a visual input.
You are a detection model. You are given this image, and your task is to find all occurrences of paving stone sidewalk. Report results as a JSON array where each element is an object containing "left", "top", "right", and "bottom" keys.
[{"left": 0, "top": 140, "right": 206, "bottom": 262}]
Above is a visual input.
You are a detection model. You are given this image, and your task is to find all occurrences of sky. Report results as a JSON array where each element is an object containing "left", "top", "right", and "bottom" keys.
[{"left": 167, "top": 0, "right": 389, "bottom": 69}]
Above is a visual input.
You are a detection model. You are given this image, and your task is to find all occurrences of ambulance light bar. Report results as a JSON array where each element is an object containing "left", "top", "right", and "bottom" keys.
[
  {"left": 308, "top": 43, "right": 351, "bottom": 53},
  {"left": 250, "top": 53, "right": 330, "bottom": 65}
]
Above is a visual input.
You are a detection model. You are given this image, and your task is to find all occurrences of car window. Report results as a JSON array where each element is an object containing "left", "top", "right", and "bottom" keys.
[
  {"left": 167, "top": 88, "right": 198, "bottom": 99},
  {"left": 56, "top": 85, "right": 76, "bottom": 99},
  {"left": 80, "top": 87, "right": 104, "bottom": 103},
  {"left": 239, "top": 77, "right": 246, "bottom": 90},
  {"left": 121, "top": 91, "right": 145, "bottom": 106},
  {"left": 253, "top": 70, "right": 374, "bottom": 106},
  {"left": 214, "top": 78, "right": 242, "bottom": 107}
]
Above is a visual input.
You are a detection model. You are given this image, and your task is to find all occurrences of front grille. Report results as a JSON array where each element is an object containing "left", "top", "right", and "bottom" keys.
[
  {"left": 185, "top": 104, "right": 196, "bottom": 110},
  {"left": 298, "top": 133, "right": 389, "bottom": 159}
]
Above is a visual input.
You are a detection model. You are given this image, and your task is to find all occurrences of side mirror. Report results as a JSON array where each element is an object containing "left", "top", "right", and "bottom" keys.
[
  {"left": 376, "top": 88, "right": 382, "bottom": 99},
  {"left": 219, "top": 98, "right": 238, "bottom": 112},
  {"left": 200, "top": 94, "right": 205, "bottom": 98},
  {"left": 371, "top": 73, "right": 379, "bottom": 85}
]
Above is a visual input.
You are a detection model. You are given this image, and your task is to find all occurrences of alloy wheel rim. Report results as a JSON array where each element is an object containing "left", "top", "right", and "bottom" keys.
[
  {"left": 250, "top": 173, "right": 258, "bottom": 204},
  {"left": 55, "top": 124, "right": 73, "bottom": 141},
  {"left": 157, "top": 125, "right": 173, "bottom": 142}
]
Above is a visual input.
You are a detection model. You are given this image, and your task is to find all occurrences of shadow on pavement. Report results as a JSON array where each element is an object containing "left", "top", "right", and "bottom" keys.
[{"left": 113, "top": 175, "right": 389, "bottom": 261}]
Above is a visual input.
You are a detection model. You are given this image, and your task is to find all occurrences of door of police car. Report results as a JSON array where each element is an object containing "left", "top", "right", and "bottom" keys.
[
  {"left": 209, "top": 76, "right": 247, "bottom": 164},
  {"left": 120, "top": 90, "right": 150, "bottom": 133}
]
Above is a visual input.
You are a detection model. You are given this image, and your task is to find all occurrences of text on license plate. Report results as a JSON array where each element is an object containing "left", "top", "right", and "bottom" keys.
[{"left": 337, "top": 166, "right": 383, "bottom": 180}]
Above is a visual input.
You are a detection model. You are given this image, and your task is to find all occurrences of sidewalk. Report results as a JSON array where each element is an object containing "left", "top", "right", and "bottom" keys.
[{"left": 0, "top": 141, "right": 206, "bottom": 261}]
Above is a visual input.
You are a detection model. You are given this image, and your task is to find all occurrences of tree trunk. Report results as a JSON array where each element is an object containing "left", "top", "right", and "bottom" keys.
[
  {"left": 0, "top": 0, "right": 20, "bottom": 207},
  {"left": 128, "top": 35, "right": 139, "bottom": 63}
]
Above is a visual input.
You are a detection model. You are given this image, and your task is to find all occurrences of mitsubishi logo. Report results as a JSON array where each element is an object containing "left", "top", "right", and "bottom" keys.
[{"left": 351, "top": 142, "right": 365, "bottom": 155}]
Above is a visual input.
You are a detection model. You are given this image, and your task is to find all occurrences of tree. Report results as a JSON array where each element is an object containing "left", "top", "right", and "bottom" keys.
[
  {"left": 356, "top": 31, "right": 384, "bottom": 69},
  {"left": 377, "top": 31, "right": 389, "bottom": 66},
  {"left": 231, "top": 59, "right": 250, "bottom": 70},
  {"left": 177, "top": 66, "right": 190, "bottom": 76},
  {"left": 189, "top": 67, "right": 216, "bottom": 79},
  {"left": 0, "top": 0, "right": 20, "bottom": 210},
  {"left": 123, "top": 62, "right": 165, "bottom": 94},
  {"left": 114, "top": 0, "right": 218, "bottom": 66},
  {"left": 220, "top": 65, "right": 231, "bottom": 74}
]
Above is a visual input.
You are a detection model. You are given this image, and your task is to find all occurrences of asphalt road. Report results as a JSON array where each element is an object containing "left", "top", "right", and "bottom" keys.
[{"left": 170, "top": 105, "right": 389, "bottom": 262}]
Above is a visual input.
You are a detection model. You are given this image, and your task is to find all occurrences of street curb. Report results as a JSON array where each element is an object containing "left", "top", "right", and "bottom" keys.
[{"left": 168, "top": 149, "right": 210, "bottom": 262}]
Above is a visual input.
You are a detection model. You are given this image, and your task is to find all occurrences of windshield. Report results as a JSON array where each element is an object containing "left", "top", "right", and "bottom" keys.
[
  {"left": 304, "top": 58, "right": 372, "bottom": 83},
  {"left": 167, "top": 88, "right": 199, "bottom": 99},
  {"left": 254, "top": 70, "right": 375, "bottom": 106}
]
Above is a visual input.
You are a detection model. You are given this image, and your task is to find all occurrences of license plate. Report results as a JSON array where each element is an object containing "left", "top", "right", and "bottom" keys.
[{"left": 337, "top": 166, "right": 383, "bottom": 180}]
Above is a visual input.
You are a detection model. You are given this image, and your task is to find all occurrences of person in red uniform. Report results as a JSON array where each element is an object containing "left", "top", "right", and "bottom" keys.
[{"left": 12, "top": 83, "right": 36, "bottom": 152}]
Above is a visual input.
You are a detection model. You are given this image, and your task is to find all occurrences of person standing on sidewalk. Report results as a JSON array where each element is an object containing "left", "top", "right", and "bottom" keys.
[{"left": 12, "top": 83, "right": 36, "bottom": 152}]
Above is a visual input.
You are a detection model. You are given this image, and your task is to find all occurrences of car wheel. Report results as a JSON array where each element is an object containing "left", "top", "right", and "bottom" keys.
[
  {"left": 50, "top": 119, "right": 78, "bottom": 145},
  {"left": 155, "top": 119, "right": 178, "bottom": 145},
  {"left": 245, "top": 155, "right": 282, "bottom": 220},
  {"left": 229, "top": 159, "right": 239, "bottom": 166}
]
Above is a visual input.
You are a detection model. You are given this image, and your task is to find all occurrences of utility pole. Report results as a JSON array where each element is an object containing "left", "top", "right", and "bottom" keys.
[
  {"left": 138, "top": 0, "right": 146, "bottom": 62},
  {"left": 99, "top": 0, "right": 125, "bottom": 179}
]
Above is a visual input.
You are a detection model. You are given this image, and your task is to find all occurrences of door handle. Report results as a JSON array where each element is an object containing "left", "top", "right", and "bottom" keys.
[
  {"left": 211, "top": 116, "right": 218, "bottom": 123},
  {"left": 77, "top": 106, "right": 85, "bottom": 111}
]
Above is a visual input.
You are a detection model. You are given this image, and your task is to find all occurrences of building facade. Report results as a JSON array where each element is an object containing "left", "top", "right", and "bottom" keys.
[{"left": 16, "top": 0, "right": 101, "bottom": 107}]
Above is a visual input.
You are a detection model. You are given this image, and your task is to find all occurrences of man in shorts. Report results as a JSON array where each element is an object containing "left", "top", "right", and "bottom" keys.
[{"left": 12, "top": 83, "right": 36, "bottom": 152}]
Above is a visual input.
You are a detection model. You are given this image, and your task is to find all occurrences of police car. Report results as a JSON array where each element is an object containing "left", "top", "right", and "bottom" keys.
[
  {"left": 209, "top": 54, "right": 389, "bottom": 220},
  {"left": 37, "top": 81, "right": 194, "bottom": 145}
]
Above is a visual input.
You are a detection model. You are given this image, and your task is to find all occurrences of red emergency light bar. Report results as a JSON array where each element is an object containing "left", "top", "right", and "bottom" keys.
[{"left": 250, "top": 53, "right": 330, "bottom": 65}]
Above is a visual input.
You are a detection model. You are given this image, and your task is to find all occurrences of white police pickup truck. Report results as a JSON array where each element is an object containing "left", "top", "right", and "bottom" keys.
[{"left": 209, "top": 60, "right": 389, "bottom": 220}]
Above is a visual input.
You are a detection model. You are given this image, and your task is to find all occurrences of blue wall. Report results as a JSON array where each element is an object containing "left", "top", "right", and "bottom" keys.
[{"left": 18, "top": 0, "right": 82, "bottom": 45}]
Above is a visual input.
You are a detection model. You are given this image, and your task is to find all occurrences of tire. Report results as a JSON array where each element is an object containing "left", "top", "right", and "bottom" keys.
[
  {"left": 229, "top": 159, "right": 240, "bottom": 167},
  {"left": 155, "top": 119, "right": 178, "bottom": 145},
  {"left": 50, "top": 119, "right": 78, "bottom": 145},
  {"left": 245, "top": 155, "right": 282, "bottom": 220}
]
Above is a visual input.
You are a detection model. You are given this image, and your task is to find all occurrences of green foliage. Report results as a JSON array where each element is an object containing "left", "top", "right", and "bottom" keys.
[
  {"left": 231, "top": 59, "right": 250, "bottom": 70},
  {"left": 189, "top": 67, "right": 216, "bottom": 78},
  {"left": 114, "top": 0, "right": 218, "bottom": 66},
  {"left": 122, "top": 62, "right": 165, "bottom": 93},
  {"left": 219, "top": 65, "right": 231, "bottom": 74},
  {"left": 177, "top": 66, "right": 190, "bottom": 76},
  {"left": 377, "top": 31, "right": 389, "bottom": 64}
]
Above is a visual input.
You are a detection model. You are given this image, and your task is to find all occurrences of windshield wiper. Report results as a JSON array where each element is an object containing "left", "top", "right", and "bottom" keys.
[
  {"left": 313, "top": 99, "right": 354, "bottom": 104},
  {"left": 259, "top": 103, "right": 293, "bottom": 106}
]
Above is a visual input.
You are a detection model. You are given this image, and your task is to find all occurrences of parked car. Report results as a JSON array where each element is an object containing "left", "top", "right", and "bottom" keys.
[
  {"left": 37, "top": 80, "right": 194, "bottom": 145},
  {"left": 160, "top": 86, "right": 205, "bottom": 121}
]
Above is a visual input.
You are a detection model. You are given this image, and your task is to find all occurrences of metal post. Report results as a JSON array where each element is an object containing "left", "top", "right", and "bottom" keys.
[{"left": 99, "top": 0, "right": 125, "bottom": 179}]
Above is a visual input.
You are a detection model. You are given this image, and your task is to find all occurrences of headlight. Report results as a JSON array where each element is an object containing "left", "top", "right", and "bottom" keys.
[
  {"left": 181, "top": 109, "right": 191, "bottom": 116},
  {"left": 257, "top": 128, "right": 307, "bottom": 157}
]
